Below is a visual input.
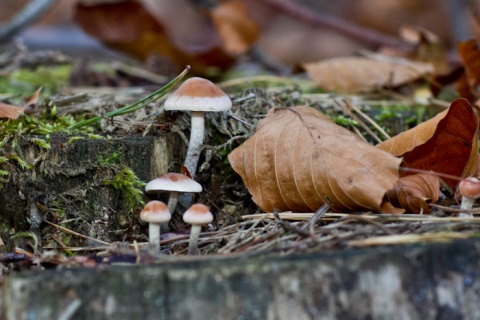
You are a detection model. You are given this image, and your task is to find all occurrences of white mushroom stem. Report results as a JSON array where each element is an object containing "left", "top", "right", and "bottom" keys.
[
  {"left": 460, "top": 197, "right": 475, "bottom": 218},
  {"left": 166, "top": 191, "right": 179, "bottom": 213},
  {"left": 148, "top": 223, "right": 161, "bottom": 252},
  {"left": 460, "top": 197, "right": 475, "bottom": 210},
  {"left": 187, "top": 224, "right": 202, "bottom": 255},
  {"left": 184, "top": 111, "right": 205, "bottom": 178}
]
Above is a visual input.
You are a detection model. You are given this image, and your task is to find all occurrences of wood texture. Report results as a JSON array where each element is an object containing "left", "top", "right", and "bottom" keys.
[{"left": 3, "top": 239, "right": 480, "bottom": 319}]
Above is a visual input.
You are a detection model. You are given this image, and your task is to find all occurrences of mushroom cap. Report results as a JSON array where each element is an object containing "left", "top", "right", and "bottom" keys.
[
  {"left": 183, "top": 203, "right": 213, "bottom": 225},
  {"left": 459, "top": 177, "right": 480, "bottom": 199},
  {"left": 140, "top": 200, "right": 171, "bottom": 223},
  {"left": 145, "top": 173, "right": 202, "bottom": 194},
  {"left": 164, "top": 77, "right": 232, "bottom": 112}
]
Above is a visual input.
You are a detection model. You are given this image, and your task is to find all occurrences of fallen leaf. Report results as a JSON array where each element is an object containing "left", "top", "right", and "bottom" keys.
[
  {"left": 399, "top": 26, "right": 449, "bottom": 75},
  {"left": 376, "top": 98, "right": 479, "bottom": 187},
  {"left": 457, "top": 39, "right": 480, "bottom": 98},
  {"left": 385, "top": 174, "right": 440, "bottom": 214},
  {"left": 228, "top": 106, "right": 401, "bottom": 213},
  {"left": 303, "top": 57, "right": 434, "bottom": 93},
  {"left": 0, "top": 103, "right": 25, "bottom": 119},
  {"left": 210, "top": 0, "right": 260, "bottom": 55},
  {"left": 74, "top": 0, "right": 234, "bottom": 74}
]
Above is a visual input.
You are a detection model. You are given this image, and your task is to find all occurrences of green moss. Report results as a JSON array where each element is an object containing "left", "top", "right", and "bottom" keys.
[
  {"left": 99, "top": 151, "right": 122, "bottom": 166},
  {"left": 9, "top": 65, "right": 72, "bottom": 96},
  {"left": 103, "top": 166, "right": 145, "bottom": 213}
]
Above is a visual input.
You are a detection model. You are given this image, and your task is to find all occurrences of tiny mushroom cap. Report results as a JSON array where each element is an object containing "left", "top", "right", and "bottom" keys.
[
  {"left": 140, "top": 200, "right": 171, "bottom": 224},
  {"left": 459, "top": 177, "right": 480, "bottom": 199},
  {"left": 164, "top": 77, "right": 232, "bottom": 112},
  {"left": 183, "top": 204, "right": 213, "bottom": 225},
  {"left": 145, "top": 173, "right": 202, "bottom": 194}
]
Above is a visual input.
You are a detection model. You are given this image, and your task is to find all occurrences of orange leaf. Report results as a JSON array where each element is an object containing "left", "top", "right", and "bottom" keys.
[
  {"left": 303, "top": 57, "right": 434, "bottom": 93},
  {"left": 228, "top": 106, "right": 401, "bottom": 213},
  {"left": 376, "top": 98, "right": 479, "bottom": 187},
  {"left": 210, "top": 0, "right": 259, "bottom": 56},
  {"left": 74, "top": 0, "right": 234, "bottom": 74},
  {"left": 457, "top": 39, "right": 480, "bottom": 96},
  {"left": 0, "top": 103, "right": 24, "bottom": 119},
  {"left": 385, "top": 174, "right": 440, "bottom": 214}
]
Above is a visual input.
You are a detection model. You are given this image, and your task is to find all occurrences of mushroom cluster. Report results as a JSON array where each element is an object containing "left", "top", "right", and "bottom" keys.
[{"left": 145, "top": 173, "right": 202, "bottom": 213}]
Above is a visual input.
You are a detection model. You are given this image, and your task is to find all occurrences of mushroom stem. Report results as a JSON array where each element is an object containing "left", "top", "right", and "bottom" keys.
[
  {"left": 160, "top": 191, "right": 179, "bottom": 232},
  {"left": 187, "top": 224, "right": 202, "bottom": 255},
  {"left": 148, "top": 222, "right": 161, "bottom": 253},
  {"left": 460, "top": 197, "right": 475, "bottom": 210},
  {"left": 166, "top": 191, "right": 179, "bottom": 213},
  {"left": 184, "top": 111, "right": 205, "bottom": 178}
]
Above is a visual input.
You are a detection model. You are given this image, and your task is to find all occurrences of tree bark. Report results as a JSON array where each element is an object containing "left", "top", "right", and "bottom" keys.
[{"left": 2, "top": 238, "right": 480, "bottom": 319}]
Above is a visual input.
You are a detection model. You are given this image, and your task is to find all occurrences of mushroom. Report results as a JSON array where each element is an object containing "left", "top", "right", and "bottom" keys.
[
  {"left": 145, "top": 173, "right": 202, "bottom": 214},
  {"left": 183, "top": 203, "right": 213, "bottom": 255},
  {"left": 140, "top": 200, "right": 171, "bottom": 253},
  {"left": 164, "top": 77, "right": 232, "bottom": 178},
  {"left": 458, "top": 177, "right": 480, "bottom": 217}
]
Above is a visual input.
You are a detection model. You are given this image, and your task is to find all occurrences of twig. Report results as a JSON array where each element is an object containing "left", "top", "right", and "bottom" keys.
[
  {"left": 260, "top": 0, "right": 413, "bottom": 50},
  {"left": 273, "top": 212, "right": 312, "bottom": 237},
  {"left": 335, "top": 99, "right": 383, "bottom": 143},
  {"left": 348, "top": 232, "right": 473, "bottom": 247},
  {"left": 44, "top": 220, "right": 111, "bottom": 246},
  {"left": 0, "top": 0, "right": 56, "bottom": 43},
  {"left": 301, "top": 204, "right": 329, "bottom": 233},
  {"left": 430, "top": 203, "right": 480, "bottom": 213},
  {"left": 343, "top": 99, "right": 391, "bottom": 140}
]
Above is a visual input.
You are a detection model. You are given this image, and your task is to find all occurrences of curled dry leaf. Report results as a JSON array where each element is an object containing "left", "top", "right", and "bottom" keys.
[
  {"left": 303, "top": 57, "right": 434, "bottom": 93},
  {"left": 210, "top": 0, "right": 260, "bottom": 56},
  {"left": 0, "top": 103, "right": 24, "bottom": 119},
  {"left": 385, "top": 174, "right": 440, "bottom": 214},
  {"left": 376, "top": 98, "right": 479, "bottom": 187},
  {"left": 228, "top": 106, "right": 401, "bottom": 213},
  {"left": 457, "top": 39, "right": 480, "bottom": 98},
  {"left": 74, "top": 0, "right": 234, "bottom": 74}
]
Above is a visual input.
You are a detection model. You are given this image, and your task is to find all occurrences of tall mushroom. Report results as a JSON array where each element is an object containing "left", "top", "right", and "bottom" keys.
[
  {"left": 183, "top": 203, "right": 213, "bottom": 255},
  {"left": 140, "top": 200, "right": 171, "bottom": 253},
  {"left": 164, "top": 77, "right": 232, "bottom": 178},
  {"left": 145, "top": 173, "right": 202, "bottom": 213}
]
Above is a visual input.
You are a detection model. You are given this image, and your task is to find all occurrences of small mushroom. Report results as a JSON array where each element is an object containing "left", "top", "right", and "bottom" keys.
[
  {"left": 458, "top": 177, "right": 480, "bottom": 217},
  {"left": 183, "top": 203, "right": 213, "bottom": 255},
  {"left": 164, "top": 77, "right": 232, "bottom": 178},
  {"left": 145, "top": 173, "right": 202, "bottom": 213},
  {"left": 140, "top": 200, "right": 171, "bottom": 253}
]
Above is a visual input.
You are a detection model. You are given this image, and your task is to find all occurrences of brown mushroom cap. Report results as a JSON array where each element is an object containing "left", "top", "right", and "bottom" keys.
[
  {"left": 183, "top": 203, "right": 213, "bottom": 225},
  {"left": 459, "top": 177, "right": 480, "bottom": 199},
  {"left": 140, "top": 200, "right": 171, "bottom": 224},
  {"left": 164, "top": 77, "right": 232, "bottom": 112},
  {"left": 145, "top": 173, "right": 202, "bottom": 194}
]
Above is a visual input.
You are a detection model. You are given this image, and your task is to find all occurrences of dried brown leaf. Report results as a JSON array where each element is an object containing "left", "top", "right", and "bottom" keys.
[
  {"left": 385, "top": 174, "right": 440, "bottom": 214},
  {"left": 0, "top": 103, "right": 24, "bottom": 119},
  {"left": 303, "top": 57, "right": 434, "bottom": 93},
  {"left": 228, "top": 106, "right": 401, "bottom": 213},
  {"left": 210, "top": 0, "right": 259, "bottom": 55},
  {"left": 376, "top": 98, "right": 479, "bottom": 187}
]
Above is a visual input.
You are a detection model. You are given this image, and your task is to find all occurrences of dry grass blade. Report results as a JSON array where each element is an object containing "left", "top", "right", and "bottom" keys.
[
  {"left": 44, "top": 220, "right": 111, "bottom": 246},
  {"left": 348, "top": 232, "right": 474, "bottom": 247}
]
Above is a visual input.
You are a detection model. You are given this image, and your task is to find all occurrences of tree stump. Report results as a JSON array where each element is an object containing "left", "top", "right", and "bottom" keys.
[
  {"left": 0, "top": 132, "right": 184, "bottom": 244},
  {"left": 2, "top": 238, "right": 480, "bottom": 319}
]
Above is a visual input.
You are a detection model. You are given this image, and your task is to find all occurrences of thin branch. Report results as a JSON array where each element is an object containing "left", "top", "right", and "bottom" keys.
[
  {"left": 260, "top": 0, "right": 413, "bottom": 50},
  {"left": 0, "top": 0, "right": 57, "bottom": 43}
]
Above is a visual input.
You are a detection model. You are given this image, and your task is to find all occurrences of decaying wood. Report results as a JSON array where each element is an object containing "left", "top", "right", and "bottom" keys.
[
  {"left": 2, "top": 238, "right": 480, "bottom": 319},
  {"left": 0, "top": 132, "right": 183, "bottom": 244}
]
